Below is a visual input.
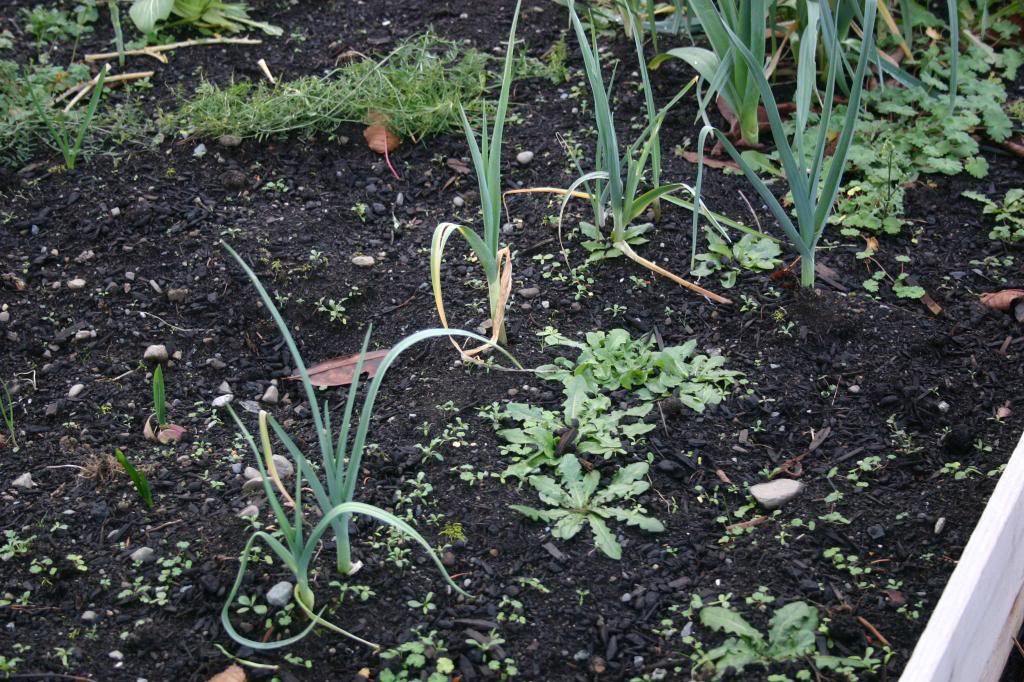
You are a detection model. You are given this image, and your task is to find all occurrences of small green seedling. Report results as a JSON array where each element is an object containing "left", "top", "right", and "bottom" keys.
[
  {"left": 144, "top": 365, "right": 186, "bottom": 444},
  {"left": 0, "top": 381, "right": 16, "bottom": 449},
  {"left": 26, "top": 65, "right": 107, "bottom": 171},
  {"left": 963, "top": 188, "right": 1024, "bottom": 243},
  {"left": 115, "top": 448, "right": 153, "bottom": 509}
]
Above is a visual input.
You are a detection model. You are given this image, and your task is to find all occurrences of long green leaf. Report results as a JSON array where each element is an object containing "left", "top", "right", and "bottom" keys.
[{"left": 114, "top": 448, "right": 152, "bottom": 509}]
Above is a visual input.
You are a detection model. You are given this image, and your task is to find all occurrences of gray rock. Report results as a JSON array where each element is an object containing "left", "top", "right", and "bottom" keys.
[
  {"left": 68, "top": 383, "right": 85, "bottom": 399},
  {"left": 261, "top": 385, "right": 279, "bottom": 404},
  {"left": 166, "top": 288, "right": 188, "bottom": 304},
  {"left": 108, "top": 650, "right": 124, "bottom": 661},
  {"left": 243, "top": 467, "right": 261, "bottom": 481},
  {"left": 516, "top": 150, "right": 535, "bottom": 165},
  {"left": 212, "top": 394, "right": 233, "bottom": 408},
  {"left": 192, "top": 143, "right": 207, "bottom": 158},
  {"left": 351, "top": 255, "right": 375, "bottom": 268},
  {"left": 68, "top": 278, "right": 86, "bottom": 290},
  {"left": 749, "top": 479, "right": 804, "bottom": 510},
  {"left": 0, "top": 311, "right": 8, "bottom": 324},
  {"left": 266, "top": 581, "right": 293, "bottom": 607},
  {"left": 74, "top": 329, "right": 95, "bottom": 341},
  {"left": 75, "top": 250, "right": 95, "bottom": 263},
  {"left": 11, "top": 473, "right": 36, "bottom": 490},
  {"left": 208, "top": 358, "right": 227, "bottom": 370},
  {"left": 217, "top": 381, "right": 232, "bottom": 395},
  {"left": 143, "top": 344, "right": 168, "bottom": 363},
  {"left": 272, "top": 455, "right": 294, "bottom": 478},
  {"left": 453, "top": 196, "right": 465, "bottom": 208},
  {"left": 130, "top": 547, "right": 155, "bottom": 564},
  {"left": 237, "top": 504, "right": 259, "bottom": 519},
  {"left": 518, "top": 287, "right": 540, "bottom": 299},
  {"left": 81, "top": 610, "right": 100, "bottom": 624},
  {"left": 217, "top": 134, "right": 243, "bottom": 147},
  {"left": 241, "top": 478, "right": 265, "bottom": 495}
]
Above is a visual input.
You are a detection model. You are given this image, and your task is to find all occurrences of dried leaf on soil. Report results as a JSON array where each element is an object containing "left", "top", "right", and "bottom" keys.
[
  {"left": 207, "top": 664, "right": 246, "bottom": 682},
  {"left": 363, "top": 124, "right": 400, "bottom": 154},
  {"left": 980, "top": 289, "right": 1024, "bottom": 321},
  {"left": 288, "top": 349, "right": 390, "bottom": 386},
  {"left": 679, "top": 151, "right": 740, "bottom": 171}
]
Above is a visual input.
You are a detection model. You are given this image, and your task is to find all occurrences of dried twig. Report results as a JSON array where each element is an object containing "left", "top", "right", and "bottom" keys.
[
  {"left": 63, "top": 69, "right": 154, "bottom": 112},
  {"left": 856, "top": 615, "right": 892, "bottom": 648},
  {"left": 85, "top": 37, "right": 262, "bottom": 63}
]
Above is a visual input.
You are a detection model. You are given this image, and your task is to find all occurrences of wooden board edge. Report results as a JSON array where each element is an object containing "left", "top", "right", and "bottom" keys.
[{"left": 901, "top": 430, "right": 1024, "bottom": 681}]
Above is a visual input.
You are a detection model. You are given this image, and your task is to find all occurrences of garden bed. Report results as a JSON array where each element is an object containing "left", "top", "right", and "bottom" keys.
[{"left": 1, "top": 0, "right": 1023, "bottom": 680}]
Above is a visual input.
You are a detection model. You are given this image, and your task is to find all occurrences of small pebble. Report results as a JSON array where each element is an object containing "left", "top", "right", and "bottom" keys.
[
  {"left": 68, "top": 278, "right": 86, "bottom": 290},
  {"left": 261, "top": 385, "right": 279, "bottom": 404},
  {"left": 12, "top": 473, "right": 36, "bottom": 490},
  {"left": 351, "top": 255, "right": 375, "bottom": 268},
  {"left": 81, "top": 610, "right": 100, "bottom": 624},
  {"left": 237, "top": 504, "right": 259, "bottom": 519},
  {"left": 68, "top": 383, "right": 85, "bottom": 399},
  {"left": 217, "top": 134, "right": 243, "bottom": 147},
  {"left": 166, "top": 288, "right": 188, "bottom": 303},
  {"left": 193, "top": 143, "right": 207, "bottom": 158},
  {"left": 453, "top": 196, "right": 465, "bottom": 208},
  {"left": 271, "top": 455, "right": 294, "bottom": 478},
  {"left": 143, "top": 344, "right": 168, "bottom": 363},
  {"left": 516, "top": 150, "right": 535, "bottom": 165},
  {"left": 518, "top": 287, "right": 540, "bottom": 299},
  {"left": 108, "top": 650, "right": 124, "bottom": 662},
  {"left": 130, "top": 547, "right": 155, "bottom": 564},
  {"left": 212, "top": 395, "right": 233, "bottom": 408},
  {"left": 934, "top": 517, "right": 946, "bottom": 535},
  {"left": 266, "top": 581, "right": 293, "bottom": 607}
]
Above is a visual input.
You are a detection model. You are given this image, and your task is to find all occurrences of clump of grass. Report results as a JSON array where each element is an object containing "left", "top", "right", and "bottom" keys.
[
  {"left": 0, "top": 60, "right": 157, "bottom": 169},
  {"left": 173, "top": 33, "right": 491, "bottom": 142}
]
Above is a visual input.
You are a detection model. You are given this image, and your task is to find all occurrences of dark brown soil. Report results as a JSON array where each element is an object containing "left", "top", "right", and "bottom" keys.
[{"left": 2, "top": 1, "right": 1024, "bottom": 681}]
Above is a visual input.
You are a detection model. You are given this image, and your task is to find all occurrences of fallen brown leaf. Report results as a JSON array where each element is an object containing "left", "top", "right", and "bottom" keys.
[
  {"left": 208, "top": 664, "right": 246, "bottom": 682},
  {"left": 680, "top": 151, "right": 740, "bottom": 171},
  {"left": 447, "top": 157, "right": 471, "bottom": 174},
  {"left": 364, "top": 124, "right": 400, "bottom": 154},
  {"left": 288, "top": 349, "right": 390, "bottom": 387},
  {"left": 980, "top": 289, "right": 1024, "bottom": 312}
]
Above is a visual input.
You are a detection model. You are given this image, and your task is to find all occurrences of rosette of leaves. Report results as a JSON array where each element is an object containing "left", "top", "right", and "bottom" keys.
[
  {"left": 129, "top": 0, "right": 281, "bottom": 36},
  {"left": 538, "top": 328, "right": 740, "bottom": 407},
  {"left": 694, "top": 602, "right": 881, "bottom": 679},
  {"left": 691, "top": 228, "right": 781, "bottom": 288},
  {"left": 491, "top": 395, "right": 655, "bottom": 479},
  {"left": 511, "top": 453, "right": 663, "bottom": 559}
]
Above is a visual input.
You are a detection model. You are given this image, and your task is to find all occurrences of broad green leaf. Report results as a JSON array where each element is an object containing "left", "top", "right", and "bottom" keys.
[
  {"left": 563, "top": 374, "right": 591, "bottom": 422},
  {"left": 588, "top": 516, "right": 621, "bottom": 559},
  {"left": 552, "top": 512, "right": 587, "bottom": 540},
  {"left": 129, "top": 0, "right": 175, "bottom": 33},
  {"left": 700, "top": 606, "right": 763, "bottom": 641},
  {"left": 766, "top": 601, "right": 818, "bottom": 658}
]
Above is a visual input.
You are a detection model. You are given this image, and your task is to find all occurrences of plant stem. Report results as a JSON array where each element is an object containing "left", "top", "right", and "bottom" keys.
[{"left": 800, "top": 255, "right": 815, "bottom": 288}]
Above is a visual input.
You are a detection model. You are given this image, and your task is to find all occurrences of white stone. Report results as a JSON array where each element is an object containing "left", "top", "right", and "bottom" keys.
[
  {"left": 351, "top": 255, "right": 375, "bottom": 267},
  {"left": 212, "top": 394, "right": 233, "bottom": 408},
  {"left": 516, "top": 150, "right": 534, "bottom": 165},
  {"left": 12, "top": 473, "right": 36, "bottom": 490},
  {"left": 261, "top": 385, "right": 280, "bottom": 404},
  {"left": 68, "top": 383, "right": 85, "bottom": 398},
  {"left": 243, "top": 467, "right": 261, "bottom": 481},
  {"left": 266, "top": 581, "right": 293, "bottom": 607},
  {"left": 143, "top": 344, "right": 168, "bottom": 363},
  {"left": 68, "top": 278, "right": 86, "bottom": 290},
  {"left": 130, "top": 547, "right": 155, "bottom": 563},
  {"left": 749, "top": 479, "right": 804, "bottom": 510},
  {"left": 109, "top": 650, "right": 124, "bottom": 661}
]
